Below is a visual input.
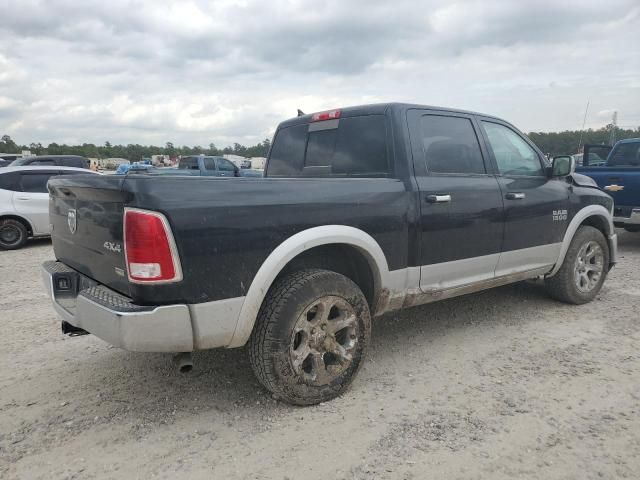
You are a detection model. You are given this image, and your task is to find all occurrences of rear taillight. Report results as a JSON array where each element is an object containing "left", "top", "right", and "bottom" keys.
[
  {"left": 123, "top": 208, "right": 182, "bottom": 284},
  {"left": 311, "top": 109, "right": 341, "bottom": 122}
]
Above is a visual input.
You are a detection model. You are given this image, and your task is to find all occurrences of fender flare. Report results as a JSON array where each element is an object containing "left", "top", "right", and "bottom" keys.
[
  {"left": 548, "top": 204, "right": 614, "bottom": 277},
  {"left": 227, "top": 225, "right": 391, "bottom": 347}
]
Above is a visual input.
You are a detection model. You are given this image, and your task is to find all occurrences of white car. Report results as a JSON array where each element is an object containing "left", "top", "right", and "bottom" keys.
[{"left": 0, "top": 166, "right": 100, "bottom": 250}]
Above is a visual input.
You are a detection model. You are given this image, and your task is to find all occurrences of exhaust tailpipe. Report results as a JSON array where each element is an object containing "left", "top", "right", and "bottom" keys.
[{"left": 173, "top": 352, "right": 193, "bottom": 373}]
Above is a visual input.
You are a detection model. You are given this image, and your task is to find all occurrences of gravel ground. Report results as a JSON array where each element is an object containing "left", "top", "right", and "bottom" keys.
[{"left": 1, "top": 232, "right": 639, "bottom": 480}]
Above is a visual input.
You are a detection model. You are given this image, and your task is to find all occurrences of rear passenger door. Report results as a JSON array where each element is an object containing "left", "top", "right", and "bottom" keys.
[
  {"left": 478, "top": 119, "right": 570, "bottom": 275},
  {"left": 407, "top": 110, "right": 504, "bottom": 291},
  {"left": 14, "top": 170, "right": 59, "bottom": 234}
]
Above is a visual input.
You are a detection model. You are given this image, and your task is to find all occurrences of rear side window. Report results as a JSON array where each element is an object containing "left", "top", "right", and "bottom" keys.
[
  {"left": 19, "top": 173, "right": 57, "bottom": 193},
  {"left": 268, "top": 115, "right": 389, "bottom": 177},
  {"left": 420, "top": 115, "right": 486, "bottom": 174},
  {"left": 608, "top": 143, "right": 640, "bottom": 167},
  {"left": 0, "top": 172, "right": 21, "bottom": 191},
  {"left": 203, "top": 157, "right": 216, "bottom": 170}
]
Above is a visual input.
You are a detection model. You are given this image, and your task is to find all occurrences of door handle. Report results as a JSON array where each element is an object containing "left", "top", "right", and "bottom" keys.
[
  {"left": 16, "top": 197, "right": 31, "bottom": 200},
  {"left": 426, "top": 194, "right": 451, "bottom": 203},
  {"left": 505, "top": 192, "right": 525, "bottom": 200}
]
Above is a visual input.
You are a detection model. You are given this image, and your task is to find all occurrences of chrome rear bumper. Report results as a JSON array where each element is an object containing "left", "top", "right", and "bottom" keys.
[{"left": 41, "top": 261, "right": 194, "bottom": 352}]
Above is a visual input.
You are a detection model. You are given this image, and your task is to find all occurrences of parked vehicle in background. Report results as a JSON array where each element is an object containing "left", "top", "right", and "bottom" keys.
[
  {"left": 0, "top": 166, "right": 100, "bottom": 249},
  {"left": 11, "top": 155, "right": 90, "bottom": 169},
  {"left": 1, "top": 153, "right": 24, "bottom": 167},
  {"left": 42, "top": 103, "right": 616, "bottom": 405},
  {"left": 576, "top": 138, "right": 640, "bottom": 232},
  {"left": 115, "top": 162, "right": 156, "bottom": 175},
  {"left": 178, "top": 155, "right": 242, "bottom": 176}
]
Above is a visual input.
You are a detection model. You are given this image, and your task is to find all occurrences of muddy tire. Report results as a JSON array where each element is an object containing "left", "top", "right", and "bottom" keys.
[
  {"left": 0, "top": 219, "right": 28, "bottom": 250},
  {"left": 545, "top": 226, "right": 609, "bottom": 305},
  {"left": 248, "top": 269, "right": 371, "bottom": 406}
]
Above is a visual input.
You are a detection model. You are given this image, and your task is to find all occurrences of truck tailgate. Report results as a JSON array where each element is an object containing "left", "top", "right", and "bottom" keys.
[{"left": 48, "top": 174, "right": 131, "bottom": 296}]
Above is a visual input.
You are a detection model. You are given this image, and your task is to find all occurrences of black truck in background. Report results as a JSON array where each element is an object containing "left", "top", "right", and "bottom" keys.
[{"left": 42, "top": 103, "right": 617, "bottom": 405}]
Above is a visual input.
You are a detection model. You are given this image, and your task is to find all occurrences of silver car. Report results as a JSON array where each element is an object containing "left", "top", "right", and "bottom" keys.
[{"left": 0, "top": 166, "right": 100, "bottom": 249}]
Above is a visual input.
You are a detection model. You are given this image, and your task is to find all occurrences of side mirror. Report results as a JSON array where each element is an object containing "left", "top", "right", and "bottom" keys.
[{"left": 550, "top": 155, "right": 575, "bottom": 177}]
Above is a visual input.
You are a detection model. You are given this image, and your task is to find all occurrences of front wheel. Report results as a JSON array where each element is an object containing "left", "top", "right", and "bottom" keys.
[
  {"left": 248, "top": 269, "right": 371, "bottom": 405},
  {"left": 545, "top": 226, "right": 609, "bottom": 304}
]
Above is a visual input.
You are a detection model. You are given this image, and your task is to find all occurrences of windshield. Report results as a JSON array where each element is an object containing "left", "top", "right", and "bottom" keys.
[
  {"left": 608, "top": 142, "right": 640, "bottom": 167},
  {"left": 9, "top": 158, "right": 28, "bottom": 166}
]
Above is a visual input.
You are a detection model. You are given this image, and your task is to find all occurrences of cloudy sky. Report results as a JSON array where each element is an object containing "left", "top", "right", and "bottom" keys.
[{"left": 1, "top": 0, "right": 639, "bottom": 147}]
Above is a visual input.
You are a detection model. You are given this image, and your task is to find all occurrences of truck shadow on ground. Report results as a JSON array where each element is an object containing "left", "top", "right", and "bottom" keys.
[
  {"left": 617, "top": 229, "right": 640, "bottom": 250},
  {"left": 6, "top": 276, "right": 615, "bottom": 461},
  {"left": 56, "top": 280, "right": 568, "bottom": 421}
]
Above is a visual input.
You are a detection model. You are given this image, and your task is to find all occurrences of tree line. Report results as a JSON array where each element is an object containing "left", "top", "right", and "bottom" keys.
[
  {"left": 529, "top": 125, "right": 639, "bottom": 156},
  {"left": 0, "top": 135, "right": 272, "bottom": 161},
  {"left": 1, "top": 125, "right": 638, "bottom": 161}
]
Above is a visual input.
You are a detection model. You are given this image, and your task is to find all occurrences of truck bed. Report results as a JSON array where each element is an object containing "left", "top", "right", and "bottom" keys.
[{"left": 48, "top": 173, "right": 411, "bottom": 305}]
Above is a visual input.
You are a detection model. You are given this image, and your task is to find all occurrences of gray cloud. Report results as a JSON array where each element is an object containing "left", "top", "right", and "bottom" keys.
[{"left": 0, "top": 0, "right": 639, "bottom": 146}]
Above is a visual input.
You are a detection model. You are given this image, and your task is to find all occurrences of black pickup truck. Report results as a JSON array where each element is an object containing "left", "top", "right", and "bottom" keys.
[{"left": 42, "top": 103, "right": 617, "bottom": 405}]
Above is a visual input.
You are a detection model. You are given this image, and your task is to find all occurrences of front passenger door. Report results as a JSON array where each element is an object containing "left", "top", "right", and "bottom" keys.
[
  {"left": 216, "top": 158, "right": 238, "bottom": 177},
  {"left": 479, "top": 120, "right": 570, "bottom": 276}
]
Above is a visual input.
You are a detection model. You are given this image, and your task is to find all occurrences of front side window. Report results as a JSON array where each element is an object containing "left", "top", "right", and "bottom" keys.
[
  {"left": 19, "top": 173, "right": 57, "bottom": 193},
  {"left": 482, "top": 122, "right": 543, "bottom": 176},
  {"left": 420, "top": 115, "right": 485, "bottom": 174},
  {"left": 216, "top": 158, "right": 236, "bottom": 172}
]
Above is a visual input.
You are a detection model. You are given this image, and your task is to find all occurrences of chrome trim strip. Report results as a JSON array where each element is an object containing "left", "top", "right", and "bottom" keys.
[
  {"left": 494, "top": 243, "right": 560, "bottom": 277},
  {"left": 401, "top": 266, "right": 552, "bottom": 309},
  {"left": 613, "top": 208, "right": 640, "bottom": 225},
  {"left": 420, "top": 253, "right": 500, "bottom": 291}
]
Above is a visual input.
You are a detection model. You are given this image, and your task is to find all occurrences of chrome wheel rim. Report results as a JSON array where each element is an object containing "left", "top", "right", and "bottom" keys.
[
  {"left": 290, "top": 296, "right": 358, "bottom": 386},
  {"left": 574, "top": 241, "right": 604, "bottom": 293}
]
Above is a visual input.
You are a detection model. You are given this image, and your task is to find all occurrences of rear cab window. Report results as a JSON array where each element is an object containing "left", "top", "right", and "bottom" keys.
[
  {"left": 267, "top": 114, "right": 390, "bottom": 177},
  {"left": 179, "top": 157, "right": 200, "bottom": 170}
]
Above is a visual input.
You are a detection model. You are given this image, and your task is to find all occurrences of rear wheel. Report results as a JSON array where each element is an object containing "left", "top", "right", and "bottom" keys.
[
  {"left": 248, "top": 269, "right": 371, "bottom": 405},
  {"left": 0, "top": 219, "right": 28, "bottom": 250},
  {"left": 545, "top": 226, "right": 609, "bottom": 304}
]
